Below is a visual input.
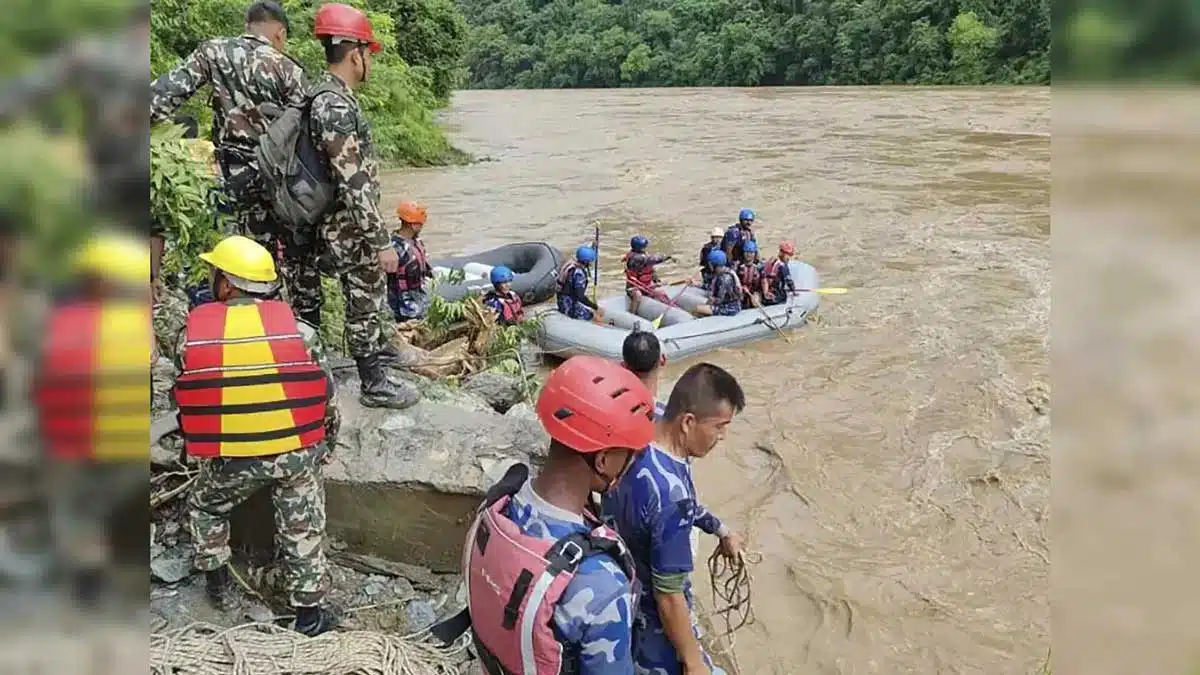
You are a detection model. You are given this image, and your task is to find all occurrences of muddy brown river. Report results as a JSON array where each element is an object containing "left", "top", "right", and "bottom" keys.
[{"left": 385, "top": 87, "right": 1050, "bottom": 674}]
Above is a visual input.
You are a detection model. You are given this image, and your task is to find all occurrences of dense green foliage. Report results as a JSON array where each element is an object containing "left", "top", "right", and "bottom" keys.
[
  {"left": 151, "top": 0, "right": 469, "bottom": 165},
  {"left": 1053, "top": 0, "right": 1200, "bottom": 80},
  {"left": 457, "top": 0, "right": 1051, "bottom": 87}
]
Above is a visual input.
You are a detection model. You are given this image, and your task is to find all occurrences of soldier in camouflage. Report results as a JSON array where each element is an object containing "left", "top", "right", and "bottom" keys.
[
  {"left": 171, "top": 235, "right": 339, "bottom": 637},
  {"left": 150, "top": 1, "right": 307, "bottom": 258},
  {"left": 284, "top": 3, "right": 418, "bottom": 410}
]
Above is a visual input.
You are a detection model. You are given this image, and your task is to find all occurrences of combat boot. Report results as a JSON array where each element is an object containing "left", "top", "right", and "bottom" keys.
[
  {"left": 293, "top": 605, "right": 338, "bottom": 637},
  {"left": 205, "top": 565, "right": 237, "bottom": 611},
  {"left": 355, "top": 353, "right": 419, "bottom": 409},
  {"left": 297, "top": 308, "right": 321, "bottom": 329}
]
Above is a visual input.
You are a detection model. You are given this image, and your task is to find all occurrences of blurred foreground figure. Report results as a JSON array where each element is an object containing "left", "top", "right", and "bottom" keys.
[
  {"left": 170, "top": 235, "right": 339, "bottom": 636},
  {"left": 31, "top": 231, "right": 151, "bottom": 605},
  {"left": 0, "top": 2, "right": 152, "bottom": 279}
]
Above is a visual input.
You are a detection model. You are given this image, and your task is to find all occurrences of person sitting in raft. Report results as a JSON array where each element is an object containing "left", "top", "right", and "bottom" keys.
[
  {"left": 698, "top": 226, "right": 724, "bottom": 288},
  {"left": 556, "top": 245, "right": 605, "bottom": 323},
  {"left": 694, "top": 249, "right": 742, "bottom": 317},
  {"left": 387, "top": 201, "right": 434, "bottom": 323},
  {"left": 602, "top": 363, "right": 748, "bottom": 675},
  {"left": 624, "top": 235, "right": 672, "bottom": 314},
  {"left": 736, "top": 240, "right": 765, "bottom": 308},
  {"left": 622, "top": 329, "right": 667, "bottom": 419},
  {"left": 722, "top": 207, "right": 757, "bottom": 265},
  {"left": 762, "top": 241, "right": 798, "bottom": 306},
  {"left": 482, "top": 265, "right": 525, "bottom": 326},
  {"left": 456, "top": 355, "right": 655, "bottom": 675}
]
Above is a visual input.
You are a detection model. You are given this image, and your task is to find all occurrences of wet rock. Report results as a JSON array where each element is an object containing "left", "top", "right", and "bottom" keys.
[
  {"left": 150, "top": 548, "right": 192, "bottom": 584},
  {"left": 230, "top": 374, "right": 548, "bottom": 574},
  {"left": 243, "top": 602, "right": 275, "bottom": 624},
  {"left": 462, "top": 371, "right": 526, "bottom": 413},
  {"left": 405, "top": 598, "right": 439, "bottom": 632}
]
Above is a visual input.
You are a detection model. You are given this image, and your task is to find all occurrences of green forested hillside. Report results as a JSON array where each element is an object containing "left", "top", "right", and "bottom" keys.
[{"left": 457, "top": 0, "right": 1051, "bottom": 88}]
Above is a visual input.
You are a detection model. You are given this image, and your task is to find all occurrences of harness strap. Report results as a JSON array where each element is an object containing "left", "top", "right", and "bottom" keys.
[{"left": 502, "top": 569, "right": 535, "bottom": 630}]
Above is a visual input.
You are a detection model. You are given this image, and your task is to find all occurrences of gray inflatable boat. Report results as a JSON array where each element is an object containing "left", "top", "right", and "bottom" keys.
[
  {"left": 429, "top": 242, "right": 562, "bottom": 304},
  {"left": 536, "top": 262, "right": 819, "bottom": 361}
]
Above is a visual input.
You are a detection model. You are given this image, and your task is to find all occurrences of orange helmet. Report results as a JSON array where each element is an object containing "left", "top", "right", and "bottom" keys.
[
  {"left": 396, "top": 201, "right": 427, "bottom": 225},
  {"left": 779, "top": 241, "right": 796, "bottom": 256}
]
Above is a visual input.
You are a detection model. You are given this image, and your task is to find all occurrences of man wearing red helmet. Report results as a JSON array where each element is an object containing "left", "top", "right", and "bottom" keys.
[
  {"left": 447, "top": 356, "right": 656, "bottom": 675},
  {"left": 284, "top": 3, "right": 418, "bottom": 409},
  {"left": 761, "top": 241, "right": 797, "bottom": 306}
]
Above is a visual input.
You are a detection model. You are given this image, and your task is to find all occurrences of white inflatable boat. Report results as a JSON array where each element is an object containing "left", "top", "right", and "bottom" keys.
[{"left": 535, "top": 262, "right": 820, "bottom": 361}]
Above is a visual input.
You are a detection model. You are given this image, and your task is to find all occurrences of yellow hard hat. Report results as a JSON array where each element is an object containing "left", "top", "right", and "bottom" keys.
[
  {"left": 71, "top": 232, "right": 150, "bottom": 286},
  {"left": 198, "top": 235, "right": 278, "bottom": 293}
]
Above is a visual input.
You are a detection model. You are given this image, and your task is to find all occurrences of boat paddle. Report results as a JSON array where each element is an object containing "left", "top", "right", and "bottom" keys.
[
  {"left": 591, "top": 225, "right": 600, "bottom": 305},
  {"left": 650, "top": 278, "right": 694, "bottom": 329}
]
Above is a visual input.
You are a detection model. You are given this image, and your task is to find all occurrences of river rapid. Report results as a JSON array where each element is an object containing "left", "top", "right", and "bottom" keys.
[{"left": 384, "top": 87, "right": 1050, "bottom": 674}]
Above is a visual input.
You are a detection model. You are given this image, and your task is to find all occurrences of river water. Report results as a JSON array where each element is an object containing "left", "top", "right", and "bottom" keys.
[{"left": 384, "top": 87, "right": 1050, "bottom": 674}]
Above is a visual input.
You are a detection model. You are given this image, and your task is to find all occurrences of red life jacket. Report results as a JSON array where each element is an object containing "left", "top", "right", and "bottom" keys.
[
  {"left": 34, "top": 300, "right": 150, "bottom": 461},
  {"left": 394, "top": 236, "right": 430, "bottom": 292},
  {"left": 623, "top": 251, "right": 657, "bottom": 290},
  {"left": 174, "top": 300, "right": 329, "bottom": 458},
  {"left": 555, "top": 261, "right": 582, "bottom": 294},
  {"left": 462, "top": 464, "right": 638, "bottom": 675},
  {"left": 738, "top": 261, "right": 762, "bottom": 291},
  {"left": 486, "top": 290, "right": 525, "bottom": 324},
  {"left": 763, "top": 257, "right": 785, "bottom": 281}
]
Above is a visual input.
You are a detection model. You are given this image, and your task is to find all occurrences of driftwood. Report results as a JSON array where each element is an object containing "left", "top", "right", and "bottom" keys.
[{"left": 387, "top": 297, "right": 497, "bottom": 380}]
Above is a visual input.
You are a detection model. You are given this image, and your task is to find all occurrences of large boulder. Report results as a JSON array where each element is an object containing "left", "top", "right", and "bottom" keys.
[{"left": 231, "top": 371, "right": 548, "bottom": 573}]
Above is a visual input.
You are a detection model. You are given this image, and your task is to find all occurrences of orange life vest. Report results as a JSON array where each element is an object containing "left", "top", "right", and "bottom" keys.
[
  {"left": 174, "top": 300, "right": 329, "bottom": 458},
  {"left": 763, "top": 257, "right": 785, "bottom": 281},
  {"left": 34, "top": 300, "right": 151, "bottom": 461},
  {"left": 392, "top": 236, "right": 430, "bottom": 292}
]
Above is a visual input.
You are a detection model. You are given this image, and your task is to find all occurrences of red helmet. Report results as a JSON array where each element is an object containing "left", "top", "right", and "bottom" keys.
[
  {"left": 779, "top": 241, "right": 796, "bottom": 256},
  {"left": 314, "top": 3, "right": 381, "bottom": 53},
  {"left": 536, "top": 356, "right": 656, "bottom": 454}
]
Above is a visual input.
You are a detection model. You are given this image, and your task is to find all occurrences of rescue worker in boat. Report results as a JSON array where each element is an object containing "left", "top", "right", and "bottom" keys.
[
  {"left": 721, "top": 208, "right": 757, "bottom": 265},
  {"left": 387, "top": 201, "right": 434, "bottom": 322},
  {"left": 622, "top": 328, "right": 667, "bottom": 419},
  {"left": 624, "top": 235, "right": 672, "bottom": 314},
  {"left": 698, "top": 227, "right": 724, "bottom": 288},
  {"left": 556, "top": 245, "right": 605, "bottom": 323},
  {"left": 482, "top": 265, "right": 525, "bottom": 326},
  {"left": 761, "top": 241, "right": 798, "bottom": 306},
  {"left": 170, "top": 235, "right": 339, "bottom": 637},
  {"left": 603, "top": 363, "right": 747, "bottom": 675},
  {"left": 33, "top": 231, "right": 151, "bottom": 605},
  {"left": 457, "top": 355, "right": 655, "bottom": 675},
  {"left": 693, "top": 250, "right": 742, "bottom": 318},
  {"left": 735, "top": 240, "right": 765, "bottom": 308}
]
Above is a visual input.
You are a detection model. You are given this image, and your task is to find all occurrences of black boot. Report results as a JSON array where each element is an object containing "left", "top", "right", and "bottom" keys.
[
  {"left": 205, "top": 565, "right": 237, "bottom": 612},
  {"left": 293, "top": 605, "right": 338, "bottom": 637},
  {"left": 298, "top": 308, "right": 321, "bottom": 329},
  {"left": 355, "top": 353, "right": 419, "bottom": 409}
]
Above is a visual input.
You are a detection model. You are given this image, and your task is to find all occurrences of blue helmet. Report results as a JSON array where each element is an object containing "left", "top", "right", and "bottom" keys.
[
  {"left": 575, "top": 245, "right": 597, "bottom": 264},
  {"left": 743, "top": 240, "right": 758, "bottom": 254},
  {"left": 490, "top": 265, "right": 514, "bottom": 285},
  {"left": 738, "top": 208, "right": 755, "bottom": 222},
  {"left": 630, "top": 235, "right": 649, "bottom": 252},
  {"left": 707, "top": 249, "right": 728, "bottom": 267}
]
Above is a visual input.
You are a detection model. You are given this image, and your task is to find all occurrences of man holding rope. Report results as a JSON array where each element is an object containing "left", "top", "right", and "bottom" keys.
[{"left": 604, "top": 363, "right": 747, "bottom": 675}]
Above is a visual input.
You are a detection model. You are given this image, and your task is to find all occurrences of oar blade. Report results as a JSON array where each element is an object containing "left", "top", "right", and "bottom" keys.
[{"left": 817, "top": 287, "right": 848, "bottom": 295}]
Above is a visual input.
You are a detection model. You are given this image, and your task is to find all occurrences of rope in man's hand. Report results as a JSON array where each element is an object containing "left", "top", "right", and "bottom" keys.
[{"left": 705, "top": 546, "right": 763, "bottom": 675}]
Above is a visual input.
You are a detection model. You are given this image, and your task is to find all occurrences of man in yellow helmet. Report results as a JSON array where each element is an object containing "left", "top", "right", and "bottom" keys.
[
  {"left": 33, "top": 230, "right": 151, "bottom": 605},
  {"left": 168, "top": 235, "right": 340, "bottom": 636}
]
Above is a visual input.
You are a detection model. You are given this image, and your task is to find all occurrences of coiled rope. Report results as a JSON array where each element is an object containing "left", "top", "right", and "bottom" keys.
[
  {"left": 149, "top": 621, "right": 470, "bottom": 675},
  {"left": 705, "top": 547, "right": 763, "bottom": 675}
]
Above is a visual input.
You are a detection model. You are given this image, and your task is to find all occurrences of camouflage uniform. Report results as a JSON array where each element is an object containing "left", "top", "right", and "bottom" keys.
[
  {"left": 150, "top": 34, "right": 308, "bottom": 254},
  {"left": 502, "top": 479, "right": 638, "bottom": 674},
  {"left": 0, "top": 27, "right": 151, "bottom": 233},
  {"left": 171, "top": 301, "right": 339, "bottom": 607},
  {"left": 282, "top": 72, "right": 390, "bottom": 358}
]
